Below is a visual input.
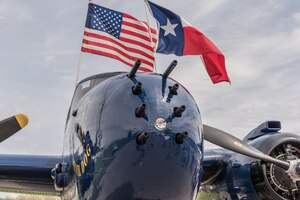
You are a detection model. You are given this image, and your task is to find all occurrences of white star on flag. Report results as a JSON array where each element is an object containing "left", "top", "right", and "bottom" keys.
[{"left": 161, "top": 18, "right": 178, "bottom": 37}]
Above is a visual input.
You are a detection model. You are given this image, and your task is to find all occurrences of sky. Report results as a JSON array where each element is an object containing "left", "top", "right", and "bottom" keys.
[{"left": 0, "top": 0, "right": 300, "bottom": 156}]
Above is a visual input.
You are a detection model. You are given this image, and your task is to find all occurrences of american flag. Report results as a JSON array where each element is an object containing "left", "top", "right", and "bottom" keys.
[{"left": 81, "top": 3, "right": 157, "bottom": 72}]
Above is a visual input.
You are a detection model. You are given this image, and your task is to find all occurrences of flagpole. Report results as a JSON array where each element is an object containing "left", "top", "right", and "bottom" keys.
[
  {"left": 74, "top": 51, "right": 83, "bottom": 87},
  {"left": 74, "top": 0, "right": 92, "bottom": 87},
  {"left": 144, "top": 0, "right": 153, "bottom": 16},
  {"left": 143, "top": 0, "right": 157, "bottom": 73}
]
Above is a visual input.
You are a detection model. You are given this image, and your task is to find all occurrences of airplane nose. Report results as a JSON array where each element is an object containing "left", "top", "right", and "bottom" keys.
[
  {"left": 80, "top": 73, "right": 203, "bottom": 200},
  {"left": 92, "top": 131, "right": 202, "bottom": 200}
]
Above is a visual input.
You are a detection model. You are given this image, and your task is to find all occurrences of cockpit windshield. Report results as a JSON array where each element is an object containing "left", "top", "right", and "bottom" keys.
[
  {"left": 66, "top": 72, "right": 123, "bottom": 122},
  {"left": 72, "top": 72, "right": 123, "bottom": 107}
]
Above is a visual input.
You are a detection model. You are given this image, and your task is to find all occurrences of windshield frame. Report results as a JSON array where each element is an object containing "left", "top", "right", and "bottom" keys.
[{"left": 66, "top": 72, "right": 125, "bottom": 123}]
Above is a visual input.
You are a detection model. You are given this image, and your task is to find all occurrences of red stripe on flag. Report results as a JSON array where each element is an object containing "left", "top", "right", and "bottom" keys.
[
  {"left": 122, "top": 17, "right": 157, "bottom": 43},
  {"left": 123, "top": 13, "right": 140, "bottom": 21},
  {"left": 81, "top": 47, "right": 153, "bottom": 72},
  {"left": 121, "top": 29, "right": 153, "bottom": 44},
  {"left": 123, "top": 20, "right": 158, "bottom": 39},
  {"left": 141, "top": 21, "right": 157, "bottom": 35},
  {"left": 82, "top": 38, "right": 155, "bottom": 61},
  {"left": 83, "top": 32, "right": 155, "bottom": 59},
  {"left": 151, "top": 37, "right": 157, "bottom": 44},
  {"left": 150, "top": 28, "right": 157, "bottom": 34},
  {"left": 119, "top": 36, "right": 155, "bottom": 52},
  {"left": 84, "top": 31, "right": 155, "bottom": 52},
  {"left": 82, "top": 6, "right": 156, "bottom": 72},
  {"left": 82, "top": 40, "right": 154, "bottom": 68},
  {"left": 122, "top": 21, "right": 150, "bottom": 33}
]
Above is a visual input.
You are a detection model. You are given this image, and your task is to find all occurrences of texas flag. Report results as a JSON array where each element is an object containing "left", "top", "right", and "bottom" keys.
[{"left": 147, "top": 1, "right": 230, "bottom": 84}]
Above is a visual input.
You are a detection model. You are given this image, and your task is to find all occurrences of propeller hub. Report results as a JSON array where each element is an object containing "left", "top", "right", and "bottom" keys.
[
  {"left": 296, "top": 162, "right": 300, "bottom": 176},
  {"left": 287, "top": 160, "right": 300, "bottom": 182}
]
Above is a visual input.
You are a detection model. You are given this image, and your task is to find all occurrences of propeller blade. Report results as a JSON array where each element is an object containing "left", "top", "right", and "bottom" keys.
[
  {"left": 203, "top": 124, "right": 290, "bottom": 170},
  {"left": 0, "top": 114, "right": 28, "bottom": 143}
]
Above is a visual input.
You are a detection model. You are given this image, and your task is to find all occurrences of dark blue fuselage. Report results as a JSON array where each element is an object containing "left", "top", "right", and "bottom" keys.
[{"left": 62, "top": 72, "right": 203, "bottom": 200}]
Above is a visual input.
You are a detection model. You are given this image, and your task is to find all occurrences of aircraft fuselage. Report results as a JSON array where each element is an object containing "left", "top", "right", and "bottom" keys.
[{"left": 61, "top": 72, "right": 203, "bottom": 200}]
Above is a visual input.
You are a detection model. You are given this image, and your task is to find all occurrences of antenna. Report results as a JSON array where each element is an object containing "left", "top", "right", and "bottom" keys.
[
  {"left": 128, "top": 60, "right": 141, "bottom": 78},
  {"left": 74, "top": 52, "right": 83, "bottom": 87},
  {"left": 162, "top": 60, "right": 178, "bottom": 78}
]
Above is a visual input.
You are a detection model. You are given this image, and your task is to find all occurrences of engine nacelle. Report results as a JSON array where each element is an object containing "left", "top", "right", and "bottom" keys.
[
  {"left": 202, "top": 122, "right": 300, "bottom": 200},
  {"left": 247, "top": 126, "right": 300, "bottom": 200}
]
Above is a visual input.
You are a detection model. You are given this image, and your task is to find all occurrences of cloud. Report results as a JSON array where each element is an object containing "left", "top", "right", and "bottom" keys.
[
  {"left": 0, "top": 0, "right": 299, "bottom": 155},
  {"left": 0, "top": 1, "right": 34, "bottom": 22}
]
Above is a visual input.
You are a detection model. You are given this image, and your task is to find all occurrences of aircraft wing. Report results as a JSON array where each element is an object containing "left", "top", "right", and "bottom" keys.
[
  {"left": 0, "top": 114, "right": 61, "bottom": 196},
  {"left": 0, "top": 154, "right": 61, "bottom": 196},
  {"left": 201, "top": 149, "right": 230, "bottom": 186}
]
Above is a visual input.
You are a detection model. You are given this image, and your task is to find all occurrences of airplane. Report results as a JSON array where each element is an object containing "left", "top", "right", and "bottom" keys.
[{"left": 0, "top": 60, "right": 299, "bottom": 200}]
